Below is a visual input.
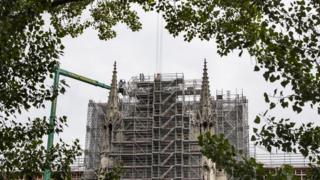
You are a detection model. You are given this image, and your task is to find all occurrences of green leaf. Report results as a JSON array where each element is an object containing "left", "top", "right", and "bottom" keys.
[
  {"left": 292, "top": 105, "right": 302, "bottom": 113},
  {"left": 281, "top": 101, "right": 289, "bottom": 108},
  {"left": 269, "top": 102, "right": 276, "bottom": 109},
  {"left": 254, "top": 116, "right": 261, "bottom": 124},
  {"left": 264, "top": 93, "right": 270, "bottom": 103}
]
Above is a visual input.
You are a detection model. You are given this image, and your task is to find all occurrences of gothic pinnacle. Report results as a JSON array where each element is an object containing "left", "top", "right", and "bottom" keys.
[
  {"left": 199, "top": 59, "right": 212, "bottom": 132},
  {"left": 107, "top": 61, "right": 118, "bottom": 110}
]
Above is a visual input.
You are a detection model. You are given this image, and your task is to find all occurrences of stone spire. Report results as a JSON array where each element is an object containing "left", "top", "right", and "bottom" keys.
[
  {"left": 106, "top": 61, "right": 119, "bottom": 118},
  {"left": 199, "top": 59, "right": 213, "bottom": 133},
  {"left": 99, "top": 61, "right": 120, "bottom": 177}
]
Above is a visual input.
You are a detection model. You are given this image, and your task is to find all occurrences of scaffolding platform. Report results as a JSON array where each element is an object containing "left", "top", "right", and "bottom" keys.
[{"left": 83, "top": 73, "right": 249, "bottom": 179}]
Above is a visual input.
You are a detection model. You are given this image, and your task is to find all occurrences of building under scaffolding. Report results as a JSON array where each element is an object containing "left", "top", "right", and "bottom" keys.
[
  {"left": 83, "top": 101, "right": 107, "bottom": 179},
  {"left": 83, "top": 63, "right": 248, "bottom": 179},
  {"left": 214, "top": 90, "right": 249, "bottom": 156}
]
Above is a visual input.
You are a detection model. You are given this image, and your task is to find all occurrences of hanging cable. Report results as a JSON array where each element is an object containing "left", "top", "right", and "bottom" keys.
[{"left": 155, "top": 12, "right": 163, "bottom": 73}]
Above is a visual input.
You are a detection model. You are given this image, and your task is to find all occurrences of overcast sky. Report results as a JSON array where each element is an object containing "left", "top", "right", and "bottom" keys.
[{"left": 22, "top": 10, "right": 319, "bottom": 155}]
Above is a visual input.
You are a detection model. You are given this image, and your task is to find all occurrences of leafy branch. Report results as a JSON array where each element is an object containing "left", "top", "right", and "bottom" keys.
[{"left": 199, "top": 132, "right": 317, "bottom": 179}]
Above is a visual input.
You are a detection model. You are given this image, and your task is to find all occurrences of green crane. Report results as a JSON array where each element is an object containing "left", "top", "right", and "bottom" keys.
[{"left": 43, "top": 65, "right": 111, "bottom": 180}]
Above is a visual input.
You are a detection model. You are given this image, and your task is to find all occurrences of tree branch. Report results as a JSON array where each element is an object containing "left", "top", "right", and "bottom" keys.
[{"left": 51, "top": 0, "right": 84, "bottom": 7}]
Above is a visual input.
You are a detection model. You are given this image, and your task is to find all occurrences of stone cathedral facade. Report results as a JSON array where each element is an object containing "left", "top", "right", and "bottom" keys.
[{"left": 83, "top": 60, "right": 249, "bottom": 180}]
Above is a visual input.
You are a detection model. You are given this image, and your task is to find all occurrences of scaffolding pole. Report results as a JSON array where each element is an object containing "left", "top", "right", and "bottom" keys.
[{"left": 44, "top": 66, "right": 111, "bottom": 180}]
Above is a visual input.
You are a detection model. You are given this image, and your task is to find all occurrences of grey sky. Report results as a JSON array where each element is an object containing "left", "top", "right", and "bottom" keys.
[{"left": 23, "top": 10, "right": 319, "bottom": 152}]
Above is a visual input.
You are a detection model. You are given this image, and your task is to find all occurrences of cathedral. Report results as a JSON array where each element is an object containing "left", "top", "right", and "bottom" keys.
[{"left": 83, "top": 60, "right": 249, "bottom": 179}]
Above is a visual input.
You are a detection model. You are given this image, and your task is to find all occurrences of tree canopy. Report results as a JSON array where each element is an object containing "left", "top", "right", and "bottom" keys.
[
  {"left": 161, "top": 0, "right": 320, "bottom": 113},
  {"left": 0, "top": 0, "right": 155, "bottom": 178},
  {"left": 160, "top": 0, "right": 320, "bottom": 177},
  {"left": 1, "top": 0, "right": 320, "bottom": 178}
]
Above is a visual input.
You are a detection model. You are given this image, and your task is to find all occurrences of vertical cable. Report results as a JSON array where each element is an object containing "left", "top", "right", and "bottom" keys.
[
  {"left": 155, "top": 13, "right": 163, "bottom": 73},
  {"left": 155, "top": 13, "right": 160, "bottom": 73},
  {"left": 159, "top": 13, "right": 163, "bottom": 73}
]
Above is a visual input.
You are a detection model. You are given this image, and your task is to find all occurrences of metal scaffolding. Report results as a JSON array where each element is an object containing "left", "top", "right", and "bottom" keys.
[
  {"left": 83, "top": 74, "right": 249, "bottom": 179},
  {"left": 213, "top": 90, "right": 249, "bottom": 156},
  {"left": 108, "top": 73, "right": 204, "bottom": 179},
  {"left": 83, "top": 101, "right": 107, "bottom": 179}
]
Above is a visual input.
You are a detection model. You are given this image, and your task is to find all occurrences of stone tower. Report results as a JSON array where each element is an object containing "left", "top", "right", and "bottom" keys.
[
  {"left": 99, "top": 62, "right": 121, "bottom": 177},
  {"left": 198, "top": 60, "right": 227, "bottom": 180},
  {"left": 199, "top": 59, "right": 214, "bottom": 134},
  {"left": 197, "top": 60, "right": 215, "bottom": 180}
]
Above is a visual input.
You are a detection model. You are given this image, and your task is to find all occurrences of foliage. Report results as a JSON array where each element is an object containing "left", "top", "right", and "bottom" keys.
[
  {"left": 159, "top": 0, "right": 320, "bottom": 112},
  {"left": 0, "top": 116, "right": 81, "bottom": 179},
  {"left": 0, "top": 0, "right": 153, "bottom": 117},
  {"left": 199, "top": 132, "right": 306, "bottom": 179},
  {"left": 98, "top": 165, "right": 123, "bottom": 180},
  {"left": 307, "top": 165, "right": 320, "bottom": 179},
  {"left": 1, "top": 0, "right": 320, "bottom": 178},
  {"left": 253, "top": 116, "right": 320, "bottom": 162},
  {"left": 154, "top": 0, "right": 320, "bottom": 174},
  {"left": 0, "top": 0, "right": 153, "bottom": 177}
]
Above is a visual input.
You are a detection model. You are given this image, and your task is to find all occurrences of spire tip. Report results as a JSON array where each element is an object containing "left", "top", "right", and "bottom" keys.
[{"left": 113, "top": 61, "right": 117, "bottom": 71}]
